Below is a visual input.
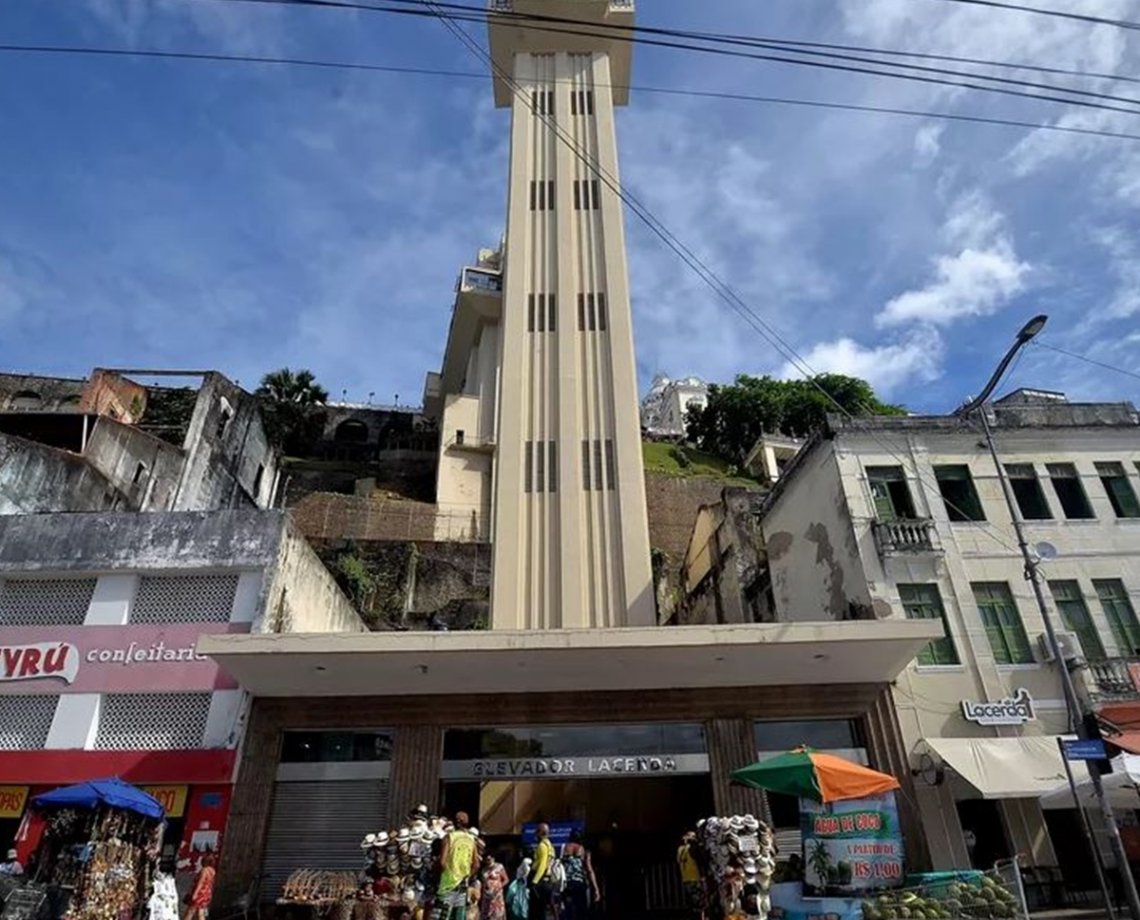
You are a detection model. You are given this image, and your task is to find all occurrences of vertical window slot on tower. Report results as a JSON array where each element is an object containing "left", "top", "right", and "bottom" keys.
[
  {"left": 536, "top": 440, "right": 546, "bottom": 493},
  {"left": 593, "top": 440, "right": 604, "bottom": 491},
  {"left": 581, "top": 440, "right": 591, "bottom": 489},
  {"left": 597, "top": 293, "right": 608, "bottom": 332},
  {"left": 548, "top": 180, "right": 555, "bottom": 210},
  {"left": 527, "top": 294, "right": 535, "bottom": 333},
  {"left": 537, "top": 294, "right": 545, "bottom": 333},
  {"left": 587, "top": 294, "right": 597, "bottom": 331},
  {"left": 525, "top": 442, "right": 534, "bottom": 494},
  {"left": 605, "top": 440, "right": 616, "bottom": 490},
  {"left": 577, "top": 294, "right": 586, "bottom": 331},
  {"left": 548, "top": 294, "right": 556, "bottom": 332},
  {"left": 548, "top": 441, "right": 558, "bottom": 493}
]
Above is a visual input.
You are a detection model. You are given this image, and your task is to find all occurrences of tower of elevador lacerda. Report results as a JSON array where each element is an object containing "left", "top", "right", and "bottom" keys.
[{"left": 486, "top": 0, "right": 654, "bottom": 630}]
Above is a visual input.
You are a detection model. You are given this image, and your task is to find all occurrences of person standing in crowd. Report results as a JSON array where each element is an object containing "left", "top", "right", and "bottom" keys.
[
  {"left": 479, "top": 852, "right": 509, "bottom": 920},
  {"left": 677, "top": 832, "right": 704, "bottom": 920},
  {"left": 0, "top": 848, "right": 23, "bottom": 876},
  {"left": 559, "top": 831, "right": 598, "bottom": 920},
  {"left": 183, "top": 854, "right": 216, "bottom": 920},
  {"left": 528, "top": 825, "right": 555, "bottom": 920},
  {"left": 506, "top": 860, "right": 531, "bottom": 920},
  {"left": 433, "top": 812, "right": 480, "bottom": 920}
]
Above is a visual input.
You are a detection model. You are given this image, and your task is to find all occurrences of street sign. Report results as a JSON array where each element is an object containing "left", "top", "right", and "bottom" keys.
[{"left": 1063, "top": 739, "right": 1108, "bottom": 761}]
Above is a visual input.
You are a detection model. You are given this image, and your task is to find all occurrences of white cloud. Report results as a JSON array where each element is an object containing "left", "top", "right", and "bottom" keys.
[
  {"left": 1094, "top": 227, "right": 1140, "bottom": 319},
  {"left": 914, "top": 124, "right": 944, "bottom": 167},
  {"left": 780, "top": 326, "right": 944, "bottom": 395},
  {"left": 876, "top": 193, "right": 1030, "bottom": 327}
]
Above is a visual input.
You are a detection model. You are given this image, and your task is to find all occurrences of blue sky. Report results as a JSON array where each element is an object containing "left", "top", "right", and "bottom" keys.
[{"left": 2, "top": 0, "right": 1139, "bottom": 412}]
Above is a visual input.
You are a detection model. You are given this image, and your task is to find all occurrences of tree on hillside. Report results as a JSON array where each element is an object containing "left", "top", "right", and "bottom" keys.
[
  {"left": 685, "top": 373, "right": 904, "bottom": 463},
  {"left": 255, "top": 368, "right": 329, "bottom": 454}
]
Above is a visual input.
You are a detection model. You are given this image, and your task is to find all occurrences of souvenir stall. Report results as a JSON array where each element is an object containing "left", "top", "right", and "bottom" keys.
[
  {"left": 729, "top": 748, "right": 905, "bottom": 920},
  {"left": 690, "top": 813, "right": 778, "bottom": 920},
  {"left": 275, "top": 811, "right": 460, "bottom": 920},
  {"left": 6, "top": 779, "right": 166, "bottom": 920}
]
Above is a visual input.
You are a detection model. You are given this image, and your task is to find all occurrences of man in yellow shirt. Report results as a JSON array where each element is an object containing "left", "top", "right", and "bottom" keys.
[
  {"left": 677, "top": 832, "right": 705, "bottom": 920},
  {"left": 433, "top": 812, "right": 479, "bottom": 920},
  {"left": 528, "top": 823, "right": 556, "bottom": 920}
]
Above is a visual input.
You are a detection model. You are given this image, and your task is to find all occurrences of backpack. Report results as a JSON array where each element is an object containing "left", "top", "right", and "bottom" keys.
[
  {"left": 548, "top": 857, "right": 567, "bottom": 893},
  {"left": 506, "top": 879, "right": 529, "bottom": 920}
]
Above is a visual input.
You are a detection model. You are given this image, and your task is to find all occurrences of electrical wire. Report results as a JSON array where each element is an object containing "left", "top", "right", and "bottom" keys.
[
  {"left": 195, "top": 0, "right": 1140, "bottom": 116},
  {"left": 926, "top": 0, "right": 1140, "bottom": 33},
  {"left": 8, "top": 43, "right": 1140, "bottom": 144},
  {"left": 1029, "top": 340, "right": 1140, "bottom": 384},
  {"left": 417, "top": 1, "right": 1030, "bottom": 559}
]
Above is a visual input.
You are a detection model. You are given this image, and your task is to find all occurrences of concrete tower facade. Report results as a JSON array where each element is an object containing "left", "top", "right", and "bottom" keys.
[{"left": 487, "top": 0, "right": 654, "bottom": 630}]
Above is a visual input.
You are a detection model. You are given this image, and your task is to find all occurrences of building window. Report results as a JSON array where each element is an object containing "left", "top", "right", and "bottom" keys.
[
  {"left": 1049, "top": 580, "right": 1106, "bottom": 660},
  {"left": 972, "top": 582, "right": 1033, "bottom": 664},
  {"left": 548, "top": 294, "right": 557, "bottom": 332},
  {"left": 570, "top": 90, "right": 594, "bottom": 116},
  {"left": 1097, "top": 462, "right": 1140, "bottom": 518},
  {"left": 573, "top": 179, "right": 600, "bottom": 210},
  {"left": 866, "top": 466, "right": 917, "bottom": 521},
  {"left": 0, "top": 696, "right": 58, "bottom": 750},
  {"left": 525, "top": 442, "right": 534, "bottom": 493},
  {"left": 1004, "top": 464, "right": 1051, "bottom": 520},
  {"left": 1047, "top": 463, "right": 1095, "bottom": 519},
  {"left": 455, "top": 430, "right": 465, "bottom": 446},
  {"left": 529, "top": 180, "right": 555, "bottom": 211},
  {"left": 131, "top": 574, "right": 239, "bottom": 624},
  {"left": 531, "top": 89, "right": 554, "bottom": 115},
  {"left": 536, "top": 440, "right": 546, "bottom": 494},
  {"left": 0, "top": 577, "right": 96, "bottom": 626},
  {"left": 132, "top": 462, "right": 148, "bottom": 486},
  {"left": 548, "top": 442, "right": 558, "bottom": 493},
  {"left": 581, "top": 440, "right": 591, "bottom": 490},
  {"left": 94, "top": 692, "right": 211, "bottom": 750},
  {"left": 280, "top": 731, "right": 393, "bottom": 763},
  {"left": 597, "top": 294, "right": 607, "bottom": 331},
  {"left": 934, "top": 465, "right": 986, "bottom": 522},
  {"left": 604, "top": 439, "right": 616, "bottom": 491},
  {"left": 525, "top": 442, "right": 555, "bottom": 494},
  {"left": 1094, "top": 579, "right": 1140, "bottom": 656},
  {"left": 577, "top": 293, "right": 608, "bottom": 332},
  {"left": 898, "top": 584, "right": 959, "bottom": 666}
]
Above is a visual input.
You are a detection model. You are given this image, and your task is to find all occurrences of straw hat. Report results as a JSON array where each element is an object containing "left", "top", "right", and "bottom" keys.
[
  {"left": 397, "top": 828, "right": 411, "bottom": 842},
  {"left": 361, "top": 833, "right": 378, "bottom": 849}
]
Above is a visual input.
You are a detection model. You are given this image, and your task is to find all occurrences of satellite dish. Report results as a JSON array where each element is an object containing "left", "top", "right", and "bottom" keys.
[{"left": 1035, "top": 542, "right": 1059, "bottom": 561}]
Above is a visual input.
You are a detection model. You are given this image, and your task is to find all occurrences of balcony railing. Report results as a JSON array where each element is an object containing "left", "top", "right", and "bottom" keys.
[
  {"left": 871, "top": 518, "right": 942, "bottom": 556},
  {"left": 1087, "top": 658, "right": 1140, "bottom": 701}
]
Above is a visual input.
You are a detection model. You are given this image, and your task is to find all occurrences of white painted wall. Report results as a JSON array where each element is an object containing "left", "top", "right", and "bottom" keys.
[{"left": 86, "top": 574, "right": 137, "bottom": 625}]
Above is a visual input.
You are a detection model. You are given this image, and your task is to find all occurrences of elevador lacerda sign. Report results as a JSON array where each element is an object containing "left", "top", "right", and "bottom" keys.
[{"left": 961, "top": 688, "right": 1036, "bottom": 726}]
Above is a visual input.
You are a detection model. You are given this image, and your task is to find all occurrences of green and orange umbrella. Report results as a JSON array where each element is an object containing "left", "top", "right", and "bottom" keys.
[{"left": 730, "top": 746, "right": 901, "bottom": 804}]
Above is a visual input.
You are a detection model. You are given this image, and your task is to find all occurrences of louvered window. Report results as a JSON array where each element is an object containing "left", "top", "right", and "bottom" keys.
[
  {"left": 0, "top": 696, "right": 58, "bottom": 750},
  {"left": 0, "top": 578, "right": 95, "bottom": 625},
  {"left": 131, "top": 574, "right": 238, "bottom": 624},
  {"left": 95, "top": 693, "right": 211, "bottom": 750}
]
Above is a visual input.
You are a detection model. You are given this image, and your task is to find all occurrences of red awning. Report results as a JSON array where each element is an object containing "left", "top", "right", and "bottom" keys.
[
  {"left": 1105, "top": 733, "right": 1140, "bottom": 755},
  {"left": 0, "top": 749, "right": 236, "bottom": 785}
]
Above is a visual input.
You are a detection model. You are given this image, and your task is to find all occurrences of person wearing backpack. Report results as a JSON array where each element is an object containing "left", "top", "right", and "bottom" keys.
[
  {"left": 528, "top": 824, "right": 556, "bottom": 920},
  {"left": 559, "top": 831, "right": 599, "bottom": 920}
]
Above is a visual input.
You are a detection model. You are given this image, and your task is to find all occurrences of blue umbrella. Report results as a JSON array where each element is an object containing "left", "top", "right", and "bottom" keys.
[{"left": 32, "top": 778, "right": 165, "bottom": 820}]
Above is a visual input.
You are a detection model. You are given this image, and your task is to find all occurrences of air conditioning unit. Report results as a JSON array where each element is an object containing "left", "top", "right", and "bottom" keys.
[{"left": 1038, "top": 631, "right": 1082, "bottom": 663}]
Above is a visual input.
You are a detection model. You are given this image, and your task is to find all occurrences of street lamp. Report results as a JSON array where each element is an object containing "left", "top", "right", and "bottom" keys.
[{"left": 957, "top": 315, "right": 1140, "bottom": 920}]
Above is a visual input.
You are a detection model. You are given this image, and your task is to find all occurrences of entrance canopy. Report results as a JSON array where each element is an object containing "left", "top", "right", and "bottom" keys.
[
  {"left": 1041, "top": 754, "right": 1140, "bottom": 811},
  {"left": 199, "top": 621, "right": 942, "bottom": 697},
  {"left": 924, "top": 736, "right": 1089, "bottom": 800}
]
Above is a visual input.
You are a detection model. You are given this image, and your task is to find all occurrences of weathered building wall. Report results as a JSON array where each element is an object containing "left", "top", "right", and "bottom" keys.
[
  {"left": 259, "top": 522, "right": 366, "bottom": 634},
  {"left": 84, "top": 417, "right": 184, "bottom": 511},
  {"left": 761, "top": 444, "right": 873, "bottom": 622},
  {"left": 0, "top": 432, "right": 125, "bottom": 514},
  {"left": 0, "top": 373, "right": 86, "bottom": 411},
  {"left": 172, "top": 373, "right": 277, "bottom": 511},
  {"left": 82, "top": 369, "right": 148, "bottom": 423},
  {"left": 282, "top": 451, "right": 438, "bottom": 505},
  {"left": 0, "top": 508, "right": 287, "bottom": 572}
]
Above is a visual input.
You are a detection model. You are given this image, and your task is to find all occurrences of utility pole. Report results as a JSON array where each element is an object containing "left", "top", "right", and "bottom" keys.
[{"left": 958, "top": 315, "right": 1140, "bottom": 920}]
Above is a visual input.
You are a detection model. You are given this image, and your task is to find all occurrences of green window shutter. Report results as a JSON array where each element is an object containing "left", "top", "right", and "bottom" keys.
[
  {"left": 1095, "top": 580, "right": 1140, "bottom": 656},
  {"left": 899, "top": 584, "right": 959, "bottom": 666},
  {"left": 974, "top": 583, "right": 1033, "bottom": 664},
  {"left": 871, "top": 481, "right": 897, "bottom": 522},
  {"left": 1049, "top": 581, "right": 1106, "bottom": 660}
]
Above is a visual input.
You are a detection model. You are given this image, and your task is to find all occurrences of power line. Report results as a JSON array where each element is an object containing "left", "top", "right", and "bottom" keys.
[
  {"left": 7, "top": 43, "right": 1140, "bottom": 143},
  {"left": 418, "top": 2, "right": 1029, "bottom": 559},
  {"left": 200, "top": 0, "right": 1140, "bottom": 116},
  {"left": 1030, "top": 340, "right": 1140, "bottom": 383},
  {"left": 927, "top": 0, "right": 1140, "bottom": 32}
]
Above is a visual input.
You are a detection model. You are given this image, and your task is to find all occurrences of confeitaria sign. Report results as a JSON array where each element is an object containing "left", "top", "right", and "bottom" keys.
[
  {"left": 0, "top": 624, "right": 247, "bottom": 693},
  {"left": 440, "top": 753, "right": 711, "bottom": 780},
  {"left": 961, "top": 689, "right": 1036, "bottom": 726}
]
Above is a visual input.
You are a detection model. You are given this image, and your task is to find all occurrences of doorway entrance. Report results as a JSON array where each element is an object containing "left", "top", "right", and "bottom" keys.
[
  {"left": 957, "top": 799, "right": 1011, "bottom": 870},
  {"left": 442, "top": 775, "right": 714, "bottom": 919}
]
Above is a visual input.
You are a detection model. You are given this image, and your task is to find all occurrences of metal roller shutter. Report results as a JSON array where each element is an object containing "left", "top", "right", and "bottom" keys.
[{"left": 260, "top": 780, "right": 390, "bottom": 899}]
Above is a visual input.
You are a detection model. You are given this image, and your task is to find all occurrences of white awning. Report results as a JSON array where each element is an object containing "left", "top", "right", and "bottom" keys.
[
  {"left": 1041, "top": 754, "right": 1140, "bottom": 811},
  {"left": 925, "top": 736, "right": 1089, "bottom": 800}
]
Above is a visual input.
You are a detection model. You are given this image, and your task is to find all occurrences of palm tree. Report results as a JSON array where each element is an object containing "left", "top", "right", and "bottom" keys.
[
  {"left": 807, "top": 841, "right": 833, "bottom": 892},
  {"left": 255, "top": 368, "right": 329, "bottom": 406},
  {"left": 255, "top": 368, "right": 328, "bottom": 453}
]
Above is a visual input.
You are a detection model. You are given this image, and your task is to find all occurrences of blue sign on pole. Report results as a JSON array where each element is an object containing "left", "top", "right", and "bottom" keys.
[
  {"left": 521, "top": 821, "right": 585, "bottom": 847},
  {"left": 1063, "top": 739, "right": 1108, "bottom": 761}
]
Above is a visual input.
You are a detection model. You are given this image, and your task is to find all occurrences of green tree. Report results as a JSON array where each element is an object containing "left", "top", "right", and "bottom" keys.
[
  {"left": 686, "top": 373, "right": 903, "bottom": 463},
  {"left": 255, "top": 368, "right": 329, "bottom": 454}
]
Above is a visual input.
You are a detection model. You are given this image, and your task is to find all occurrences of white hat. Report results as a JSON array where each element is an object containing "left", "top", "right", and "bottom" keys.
[
  {"left": 375, "top": 832, "right": 390, "bottom": 846},
  {"left": 398, "top": 828, "right": 411, "bottom": 842},
  {"left": 5, "top": 849, "right": 15, "bottom": 860},
  {"left": 470, "top": 828, "right": 479, "bottom": 838},
  {"left": 361, "top": 833, "right": 378, "bottom": 849}
]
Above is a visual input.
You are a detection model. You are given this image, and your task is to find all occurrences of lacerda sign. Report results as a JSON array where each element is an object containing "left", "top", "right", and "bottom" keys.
[{"left": 961, "top": 689, "right": 1036, "bottom": 726}]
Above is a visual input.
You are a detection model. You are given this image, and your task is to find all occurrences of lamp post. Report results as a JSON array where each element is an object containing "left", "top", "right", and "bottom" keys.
[{"left": 957, "top": 315, "right": 1140, "bottom": 920}]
